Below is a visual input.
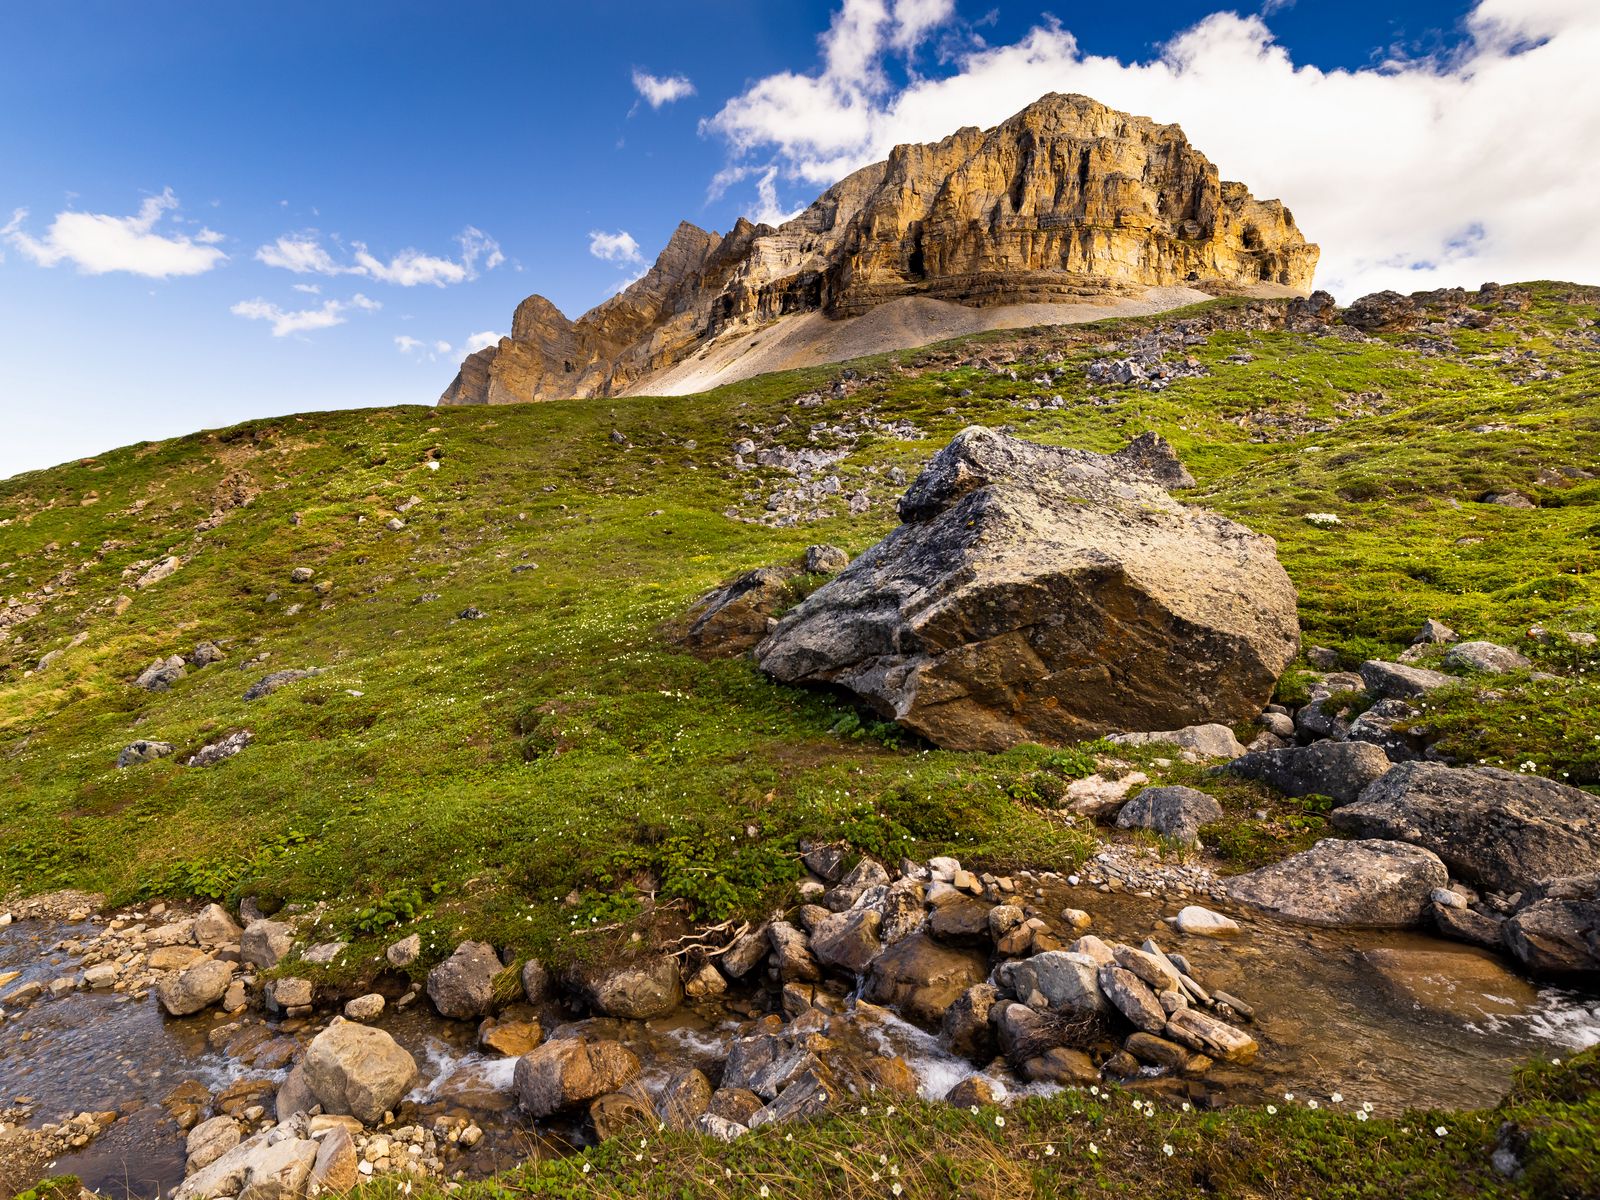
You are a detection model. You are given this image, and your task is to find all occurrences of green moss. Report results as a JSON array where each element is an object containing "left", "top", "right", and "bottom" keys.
[{"left": 0, "top": 283, "right": 1595, "bottom": 972}]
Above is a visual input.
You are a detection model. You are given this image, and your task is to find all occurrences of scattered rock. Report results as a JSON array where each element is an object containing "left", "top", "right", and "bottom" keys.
[
  {"left": 117, "top": 739, "right": 175, "bottom": 768},
  {"left": 1503, "top": 875, "right": 1600, "bottom": 975},
  {"left": 303, "top": 1018, "right": 419, "bottom": 1125},
  {"left": 427, "top": 941, "right": 503, "bottom": 1020},
  {"left": 157, "top": 958, "right": 236, "bottom": 1017},
  {"left": 1360, "top": 660, "right": 1454, "bottom": 700},
  {"left": 135, "top": 655, "right": 188, "bottom": 691},
  {"left": 1225, "top": 740, "right": 1393, "bottom": 805},
  {"left": 803, "top": 544, "right": 850, "bottom": 574},
  {"left": 386, "top": 933, "right": 421, "bottom": 967},
  {"left": 573, "top": 955, "right": 683, "bottom": 1019},
  {"left": 679, "top": 566, "right": 799, "bottom": 657},
  {"left": 863, "top": 932, "right": 987, "bottom": 1027},
  {"left": 1114, "top": 785, "right": 1223, "bottom": 847},
  {"left": 241, "top": 920, "right": 294, "bottom": 970},
  {"left": 187, "top": 730, "right": 253, "bottom": 767},
  {"left": 1172, "top": 906, "right": 1240, "bottom": 937},
  {"left": 1442, "top": 641, "right": 1531, "bottom": 674},
  {"left": 513, "top": 1039, "right": 642, "bottom": 1119},
  {"left": 344, "top": 993, "right": 386, "bottom": 1021},
  {"left": 1108, "top": 724, "right": 1247, "bottom": 760},
  {"left": 243, "top": 668, "right": 322, "bottom": 701}
]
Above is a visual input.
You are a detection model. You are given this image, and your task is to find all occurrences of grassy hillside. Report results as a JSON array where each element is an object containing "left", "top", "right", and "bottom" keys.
[{"left": 1, "top": 282, "right": 1597, "bottom": 978}]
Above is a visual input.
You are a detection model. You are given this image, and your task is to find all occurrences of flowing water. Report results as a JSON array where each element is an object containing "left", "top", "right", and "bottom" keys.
[{"left": 2, "top": 890, "right": 1596, "bottom": 1199}]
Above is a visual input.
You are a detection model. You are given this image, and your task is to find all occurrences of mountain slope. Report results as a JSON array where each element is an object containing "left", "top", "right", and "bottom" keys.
[
  {"left": 438, "top": 92, "right": 1317, "bottom": 408},
  {"left": 1, "top": 283, "right": 1596, "bottom": 965}
]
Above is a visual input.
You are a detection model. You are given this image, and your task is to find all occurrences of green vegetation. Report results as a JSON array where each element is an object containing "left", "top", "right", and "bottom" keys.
[
  {"left": 340, "top": 1046, "right": 1600, "bottom": 1199},
  {"left": 0, "top": 282, "right": 1596, "bottom": 982}
]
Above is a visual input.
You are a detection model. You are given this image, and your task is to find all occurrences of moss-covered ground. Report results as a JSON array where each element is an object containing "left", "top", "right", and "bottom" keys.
[
  {"left": 2, "top": 283, "right": 1596, "bottom": 968},
  {"left": 3, "top": 282, "right": 1599, "bottom": 1196}
]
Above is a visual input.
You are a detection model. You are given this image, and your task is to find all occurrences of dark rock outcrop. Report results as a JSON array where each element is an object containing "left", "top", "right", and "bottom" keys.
[{"left": 1330, "top": 763, "right": 1600, "bottom": 894}]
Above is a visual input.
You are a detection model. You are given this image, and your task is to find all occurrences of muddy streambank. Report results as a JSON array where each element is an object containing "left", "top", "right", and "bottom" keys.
[{"left": 1, "top": 874, "right": 1597, "bottom": 1200}]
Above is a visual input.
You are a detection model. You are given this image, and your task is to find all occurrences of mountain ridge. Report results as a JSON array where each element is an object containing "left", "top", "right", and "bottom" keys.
[{"left": 439, "top": 92, "right": 1318, "bottom": 407}]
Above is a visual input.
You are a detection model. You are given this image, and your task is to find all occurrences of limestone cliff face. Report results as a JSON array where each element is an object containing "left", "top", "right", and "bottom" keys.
[{"left": 440, "top": 93, "right": 1318, "bottom": 407}]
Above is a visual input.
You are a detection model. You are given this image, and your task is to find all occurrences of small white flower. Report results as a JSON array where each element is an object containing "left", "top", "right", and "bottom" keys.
[
  {"left": 1089, "top": 1142, "right": 1099, "bottom": 1155},
  {"left": 1305, "top": 512, "right": 1342, "bottom": 527},
  {"left": 1357, "top": 1110, "right": 1369, "bottom": 1122},
  {"left": 995, "top": 1115, "right": 1006, "bottom": 1128},
  {"left": 1266, "top": 1105, "right": 1278, "bottom": 1115},
  {"left": 1045, "top": 1144, "right": 1056, "bottom": 1157},
  {"left": 1362, "top": 1102, "right": 1374, "bottom": 1113},
  {"left": 892, "top": 1186, "right": 903, "bottom": 1197},
  {"left": 1330, "top": 1093, "right": 1343, "bottom": 1104},
  {"left": 581, "top": 1163, "right": 591, "bottom": 1175},
  {"left": 1163, "top": 1144, "right": 1175, "bottom": 1157},
  {"left": 1435, "top": 1126, "right": 1449, "bottom": 1138},
  {"left": 1284, "top": 1093, "right": 1295, "bottom": 1102},
  {"left": 1308, "top": 1099, "right": 1320, "bottom": 1110},
  {"left": 760, "top": 1187, "right": 770, "bottom": 1198},
  {"left": 970, "top": 1105, "right": 980, "bottom": 1115}
]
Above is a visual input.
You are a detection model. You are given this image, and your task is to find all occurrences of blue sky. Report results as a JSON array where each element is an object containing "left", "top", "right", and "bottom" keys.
[{"left": 3, "top": 0, "right": 1596, "bottom": 480}]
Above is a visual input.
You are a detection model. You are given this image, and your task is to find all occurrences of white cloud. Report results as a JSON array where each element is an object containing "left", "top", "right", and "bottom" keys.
[
  {"left": 703, "top": 0, "right": 1600, "bottom": 297},
  {"left": 632, "top": 69, "right": 697, "bottom": 108},
  {"left": 434, "top": 339, "right": 453, "bottom": 355},
  {"left": 464, "top": 330, "right": 503, "bottom": 353},
  {"left": 231, "top": 292, "right": 381, "bottom": 338},
  {"left": 255, "top": 226, "right": 503, "bottom": 287},
  {"left": 395, "top": 334, "right": 424, "bottom": 353},
  {"left": 889, "top": 0, "right": 957, "bottom": 51},
  {"left": 1, "top": 188, "right": 226, "bottom": 278},
  {"left": 588, "top": 229, "right": 643, "bottom": 265},
  {"left": 291, "top": 282, "right": 322, "bottom": 294}
]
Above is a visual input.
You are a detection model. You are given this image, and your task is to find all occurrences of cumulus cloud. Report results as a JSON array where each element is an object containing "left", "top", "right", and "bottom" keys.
[
  {"left": 1, "top": 188, "right": 226, "bottom": 278},
  {"left": 398, "top": 330, "right": 500, "bottom": 359},
  {"left": 255, "top": 226, "right": 503, "bottom": 287},
  {"left": 703, "top": 0, "right": 1600, "bottom": 297},
  {"left": 231, "top": 293, "right": 380, "bottom": 338},
  {"left": 588, "top": 229, "right": 644, "bottom": 265},
  {"left": 632, "top": 69, "right": 697, "bottom": 108}
]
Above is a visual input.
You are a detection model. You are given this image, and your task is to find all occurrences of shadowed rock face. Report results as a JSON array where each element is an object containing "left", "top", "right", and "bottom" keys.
[
  {"left": 753, "top": 427, "right": 1300, "bottom": 751},
  {"left": 439, "top": 92, "right": 1318, "bottom": 407}
]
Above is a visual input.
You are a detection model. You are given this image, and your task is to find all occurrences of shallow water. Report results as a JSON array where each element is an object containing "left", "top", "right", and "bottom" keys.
[{"left": 2, "top": 892, "right": 1596, "bottom": 1198}]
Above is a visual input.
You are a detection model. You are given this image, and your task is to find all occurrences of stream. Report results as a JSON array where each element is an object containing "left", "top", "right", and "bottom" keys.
[{"left": 2, "top": 884, "right": 1597, "bottom": 1199}]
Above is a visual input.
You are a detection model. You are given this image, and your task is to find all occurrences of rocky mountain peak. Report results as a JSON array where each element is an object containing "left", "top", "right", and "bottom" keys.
[{"left": 440, "top": 92, "right": 1318, "bottom": 408}]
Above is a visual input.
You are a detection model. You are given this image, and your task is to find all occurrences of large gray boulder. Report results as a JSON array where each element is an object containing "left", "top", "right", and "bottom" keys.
[
  {"left": 1225, "top": 741, "right": 1393, "bottom": 805},
  {"left": 301, "top": 1018, "right": 418, "bottom": 1125},
  {"left": 1330, "top": 762, "right": 1600, "bottom": 893},
  {"left": 754, "top": 427, "right": 1300, "bottom": 751},
  {"left": 1224, "top": 838, "right": 1448, "bottom": 927}
]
